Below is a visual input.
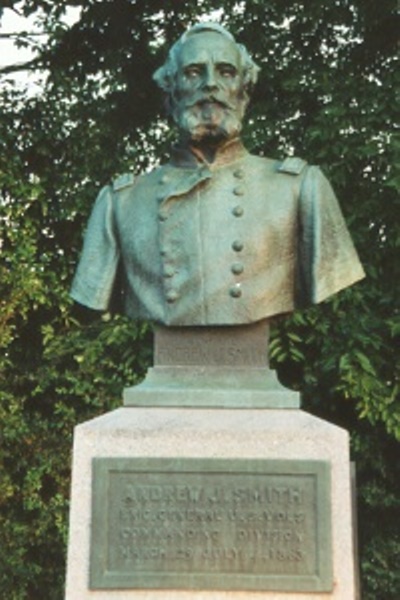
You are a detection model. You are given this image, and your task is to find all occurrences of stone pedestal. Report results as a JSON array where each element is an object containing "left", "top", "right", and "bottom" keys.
[
  {"left": 65, "top": 407, "right": 357, "bottom": 599},
  {"left": 124, "top": 322, "right": 299, "bottom": 409},
  {"left": 65, "top": 323, "right": 358, "bottom": 599}
]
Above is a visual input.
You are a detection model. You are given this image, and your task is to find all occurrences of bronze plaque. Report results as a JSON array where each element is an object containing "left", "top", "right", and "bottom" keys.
[{"left": 90, "top": 458, "right": 332, "bottom": 591}]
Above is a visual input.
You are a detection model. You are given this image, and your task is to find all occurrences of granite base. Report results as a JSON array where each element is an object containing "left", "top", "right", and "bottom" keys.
[{"left": 65, "top": 407, "right": 358, "bottom": 599}]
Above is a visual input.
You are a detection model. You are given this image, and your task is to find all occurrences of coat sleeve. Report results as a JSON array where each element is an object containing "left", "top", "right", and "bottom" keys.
[
  {"left": 70, "top": 185, "right": 120, "bottom": 311},
  {"left": 297, "top": 166, "right": 365, "bottom": 306}
]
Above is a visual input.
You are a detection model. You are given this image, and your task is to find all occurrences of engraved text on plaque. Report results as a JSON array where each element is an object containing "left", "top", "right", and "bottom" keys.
[{"left": 90, "top": 458, "right": 332, "bottom": 591}]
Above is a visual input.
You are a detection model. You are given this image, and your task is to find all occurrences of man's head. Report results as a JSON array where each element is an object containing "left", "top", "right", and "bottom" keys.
[{"left": 153, "top": 23, "right": 259, "bottom": 143}]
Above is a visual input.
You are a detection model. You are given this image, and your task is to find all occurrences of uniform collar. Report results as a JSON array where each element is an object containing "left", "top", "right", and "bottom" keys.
[{"left": 170, "top": 137, "right": 248, "bottom": 169}]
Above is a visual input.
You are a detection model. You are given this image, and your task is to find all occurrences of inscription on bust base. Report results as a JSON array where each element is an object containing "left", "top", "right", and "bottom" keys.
[
  {"left": 154, "top": 322, "right": 269, "bottom": 368},
  {"left": 90, "top": 458, "right": 332, "bottom": 592}
]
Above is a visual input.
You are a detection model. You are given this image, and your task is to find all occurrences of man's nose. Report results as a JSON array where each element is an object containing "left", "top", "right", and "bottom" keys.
[{"left": 202, "top": 66, "right": 219, "bottom": 91}]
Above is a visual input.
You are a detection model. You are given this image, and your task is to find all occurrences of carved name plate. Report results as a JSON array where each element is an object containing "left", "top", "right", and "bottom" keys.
[
  {"left": 154, "top": 321, "right": 269, "bottom": 367},
  {"left": 90, "top": 458, "right": 332, "bottom": 592}
]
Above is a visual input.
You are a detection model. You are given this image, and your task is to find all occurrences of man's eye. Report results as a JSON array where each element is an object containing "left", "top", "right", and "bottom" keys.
[
  {"left": 219, "top": 66, "right": 237, "bottom": 78},
  {"left": 184, "top": 67, "right": 201, "bottom": 79}
]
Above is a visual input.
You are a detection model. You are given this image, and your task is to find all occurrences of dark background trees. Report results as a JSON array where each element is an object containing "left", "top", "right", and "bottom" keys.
[{"left": 0, "top": 1, "right": 398, "bottom": 598}]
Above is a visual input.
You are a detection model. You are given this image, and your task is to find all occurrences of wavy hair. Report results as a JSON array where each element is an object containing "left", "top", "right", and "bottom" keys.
[{"left": 153, "top": 22, "right": 260, "bottom": 106}]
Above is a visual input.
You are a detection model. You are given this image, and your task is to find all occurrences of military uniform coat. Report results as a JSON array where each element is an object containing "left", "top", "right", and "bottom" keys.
[{"left": 70, "top": 139, "right": 365, "bottom": 325}]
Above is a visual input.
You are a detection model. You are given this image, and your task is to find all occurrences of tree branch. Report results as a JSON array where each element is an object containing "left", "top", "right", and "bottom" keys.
[{"left": 0, "top": 57, "right": 42, "bottom": 75}]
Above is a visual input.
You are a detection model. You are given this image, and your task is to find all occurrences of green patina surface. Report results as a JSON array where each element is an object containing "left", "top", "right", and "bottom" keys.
[
  {"left": 71, "top": 24, "right": 364, "bottom": 328},
  {"left": 90, "top": 457, "right": 332, "bottom": 592}
]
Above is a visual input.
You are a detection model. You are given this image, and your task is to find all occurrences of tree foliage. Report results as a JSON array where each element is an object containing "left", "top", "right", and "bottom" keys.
[{"left": 0, "top": 1, "right": 399, "bottom": 598}]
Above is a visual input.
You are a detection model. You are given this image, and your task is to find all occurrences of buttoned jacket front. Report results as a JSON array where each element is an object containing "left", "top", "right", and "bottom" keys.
[{"left": 71, "top": 140, "right": 364, "bottom": 325}]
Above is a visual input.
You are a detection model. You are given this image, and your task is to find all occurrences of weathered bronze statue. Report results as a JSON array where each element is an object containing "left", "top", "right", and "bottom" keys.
[{"left": 71, "top": 23, "right": 364, "bottom": 325}]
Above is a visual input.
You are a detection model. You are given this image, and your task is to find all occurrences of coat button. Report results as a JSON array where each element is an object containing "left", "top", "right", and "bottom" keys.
[
  {"left": 229, "top": 284, "right": 242, "bottom": 298},
  {"left": 231, "top": 262, "right": 244, "bottom": 275},
  {"left": 233, "top": 186, "right": 244, "bottom": 196},
  {"left": 232, "top": 240, "right": 244, "bottom": 252},
  {"left": 158, "top": 208, "right": 168, "bottom": 221},
  {"left": 159, "top": 174, "right": 169, "bottom": 185},
  {"left": 163, "top": 265, "right": 175, "bottom": 278},
  {"left": 166, "top": 289, "right": 179, "bottom": 303},
  {"left": 233, "top": 168, "right": 245, "bottom": 179},
  {"left": 232, "top": 205, "right": 244, "bottom": 217}
]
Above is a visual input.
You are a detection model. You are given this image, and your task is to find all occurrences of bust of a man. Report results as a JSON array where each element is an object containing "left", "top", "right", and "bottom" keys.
[{"left": 71, "top": 23, "right": 364, "bottom": 326}]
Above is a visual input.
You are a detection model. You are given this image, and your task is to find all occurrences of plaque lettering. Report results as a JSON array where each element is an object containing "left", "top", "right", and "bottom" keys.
[{"left": 90, "top": 458, "right": 332, "bottom": 591}]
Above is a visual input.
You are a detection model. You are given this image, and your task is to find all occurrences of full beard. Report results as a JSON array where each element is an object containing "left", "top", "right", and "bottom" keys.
[{"left": 174, "top": 102, "right": 244, "bottom": 143}]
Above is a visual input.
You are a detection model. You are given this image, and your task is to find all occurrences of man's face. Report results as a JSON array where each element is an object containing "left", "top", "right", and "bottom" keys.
[{"left": 171, "top": 31, "right": 247, "bottom": 143}]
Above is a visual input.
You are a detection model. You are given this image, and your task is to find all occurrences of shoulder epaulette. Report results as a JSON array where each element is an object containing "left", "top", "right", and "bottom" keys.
[
  {"left": 277, "top": 157, "right": 307, "bottom": 175},
  {"left": 112, "top": 172, "right": 135, "bottom": 191}
]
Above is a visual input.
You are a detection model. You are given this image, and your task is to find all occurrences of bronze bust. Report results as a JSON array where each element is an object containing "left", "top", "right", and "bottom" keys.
[{"left": 71, "top": 23, "right": 364, "bottom": 326}]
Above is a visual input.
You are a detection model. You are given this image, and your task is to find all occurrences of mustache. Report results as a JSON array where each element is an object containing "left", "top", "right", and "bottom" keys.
[{"left": 185, "top": 95, "right": 235, "bottom": 110}]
